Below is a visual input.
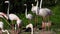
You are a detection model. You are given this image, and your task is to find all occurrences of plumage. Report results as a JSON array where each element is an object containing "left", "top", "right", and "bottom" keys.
[
  {"left": 2, "top": 30, "right": 9, "bottom": 34},
  {"left": 0, "top": 21, "right": 9, "bottom": 34},
  {"left": 39, "top": 8, "right": 51, "bottom": 17},
  {"left": 0, "top": 12, "right": 9, "bottom": 34},
  {"left": 9, "top": 14, "right": 19, "bottom": 20},
  {"left": 26, "top": 23, "right": 33, "bottom": 34},
  {"left": 8, "top": 14, "right": 22, "bottom": 28},
  {"left": 0, "top": 12, "right": 8, "bottom": 19},
  {"left": 0, "top": 21, "right": 3, "bottom": 29},
  {"left": 39, "top": 0, "right": 52, "bottom": 31},
  {"left": 31, "top": 0, "right": 39, "bottom": 15},
  {"left": 5, "top": 1, "right": 22, "bottom": 29},
  {"left": 39, "top": 0, "right": 51, "bottom": 17}
]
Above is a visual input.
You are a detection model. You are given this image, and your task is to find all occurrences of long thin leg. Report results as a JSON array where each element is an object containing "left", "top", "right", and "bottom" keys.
[
  {"left": 36, "top": 15, "right": 38, "bottom": 28},
  {"left": 28, "top": 19, "right": 30, "bottom": 24},
  {"left": 34, "top": 16, "right": 37, "bottom": 31},
  {"left": 47, "top": 15, "right": 50, "bottom": 22},
  {"left": 42, "top": 16, "right": 47, "bottom": 31},
  {"left": 47, "top": 15, "right": 51, "bottom": 31},
  {"left": 35, "top": 16, "right": 36, "bottom": 27},
  {"left": 43, "top": 16, "right": 46, "bottom": 22},
  {"left": 42, "top": 21, "right": 45, "bottom": 31}
]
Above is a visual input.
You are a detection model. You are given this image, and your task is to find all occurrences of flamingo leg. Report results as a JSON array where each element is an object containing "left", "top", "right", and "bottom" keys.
[
  {"left": 42, "top": 16, "right": 46, "bottom": 30},
  {"left": 47, "top": 15, "right": 50, "bottom": 31},
  {"left": 43, "top": 16, "right": 46, "bottom": 22},
  {"left": 35, "top": 16, "right": 37, "bottom": 28},
  {"left": 0, "top": 29, "right": 2, "bottom": 34},
  {"left": 11, "top": 20, "right": 14, "bottom": 30},
  {"left": 35, "top": 16, "right": 36, "bottom": 26},
  {"left": 47, "top": 23, "right": 49, "bottom": 31},
  {"left": 36, "top": 16, "right": 38, "bottom": 27}
]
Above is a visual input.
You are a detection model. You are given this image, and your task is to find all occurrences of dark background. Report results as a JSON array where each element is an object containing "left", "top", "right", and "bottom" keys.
[{"left": 0, "top": 0, "right": 60, "bottom": 14}]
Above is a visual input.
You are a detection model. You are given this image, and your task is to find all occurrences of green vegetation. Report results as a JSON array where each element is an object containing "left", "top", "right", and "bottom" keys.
[{"left": 0, "top": 0, "right": 60, "bottom": 34}]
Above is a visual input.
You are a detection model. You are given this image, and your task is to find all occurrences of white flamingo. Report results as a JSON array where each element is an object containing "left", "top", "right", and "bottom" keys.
[
  {"left": 5, "top": 1, "right": 22, "bottom": 29},
  {"left": 39, "top": 0, "right": 51, "bottom": 22},
  {"left": 0, "top": 12, "right": 9, "bottom": 34},
  {"left": 24, "top": 4, "right": 33, "bottom": 23},
  {"left": 9, "top": 14, "right": 22, "bottom": 28},
  {"left": 31, "top": 0, "right": 39, "bottom": 29},
  {"left": 38, "top": 0, "right": 52, "bottom": 30},
  {"left": 26, "top": 23, "right": 33, "bottom": 34},
  {"left": 5, "top": 1, "right": 10, "bottom": 17}
]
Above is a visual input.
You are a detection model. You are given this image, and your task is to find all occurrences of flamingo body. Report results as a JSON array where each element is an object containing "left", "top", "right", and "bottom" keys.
[
  {"left": 26, "top": 14, "right": 33, "bottom": 20},
  {"left": 39, "top": 8, "right": 51, "bottom": 17},
  {"left": 0, "top": 12, "right": 8, "bottom": 19},
  {"left": 9, "top": 14, "right": 19, "bottom": 20},
  {"left": 9, "top": 14, "right": 22, "bottom": 27},
  {"left": 0, "top": 21, "right": 3, "bottom": 29}
]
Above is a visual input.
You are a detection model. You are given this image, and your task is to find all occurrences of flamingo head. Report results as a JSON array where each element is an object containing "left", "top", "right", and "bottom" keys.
[
  {"left": 5, "top": 1, "right": 9, "bottom": 3},
  {"left": 24, "top": 4, "right": 27, "bottom": 6},
  {"left": 31, "top": 4, "right": 34, "bottom": 7}
]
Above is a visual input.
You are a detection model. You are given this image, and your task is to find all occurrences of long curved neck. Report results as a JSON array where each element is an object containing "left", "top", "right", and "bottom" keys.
[
  {"left": 7, "top": 3, "right": 10, "bottom": 18},
  {"left": 36, "top": 0, "right": 38, "bottom": 7},
  {"left": 25, "top": 6, "right": 28, "bottom": 18},
  {"left": 31, "top": 27, "right": 33, "bottom": 34},
  {"left": 40, "top": 0, "right": 43, "bottom": 9},
  {"left": 2, "top": 30, "right": 9, "bottom": 34}
]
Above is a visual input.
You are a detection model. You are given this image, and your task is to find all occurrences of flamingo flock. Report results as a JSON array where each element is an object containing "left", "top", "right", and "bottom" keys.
[{"left": 0, "top": 0, "right": 52, "bottom": 34}]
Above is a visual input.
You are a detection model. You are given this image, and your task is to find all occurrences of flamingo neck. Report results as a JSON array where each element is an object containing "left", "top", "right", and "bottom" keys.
[
  {"left": 7, "top": 3, "right": 10, "bottom": 18},
  {"left": 31, "top": 28, "right": 33, "bottom": 34},
  {"left": 2, "top": 30, "right": 9, "bottom": 34},
  {"left": 40, "top": 0, "right": 43, "bottom": 9},
  {"left": 36, "top": 0, "right": 38, "bottom": 7},
  {"left": 25, "top": 6, "right": 28, "bottom": 18}
]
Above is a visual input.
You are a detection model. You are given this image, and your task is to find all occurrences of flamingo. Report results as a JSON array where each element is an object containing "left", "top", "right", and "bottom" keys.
[
  {"left": 5, "top": 1, "right": 10, "bottom": 17},
  {"left": 5, "top": 1, "right": 22, "bottom": 34},
  {"left": 39, "top": 0, "right": 51, "bottom": 22},
  {"left": 26, "top": 23, "right": 33, "bottom": 34},
  {"left": 31, "top": 0, "right": 39, "bottom": 29},
  {"left": 5, "top": 0, "right": 22, "bottom": 29},
  {"left": 9, "top": 14, "right": 22, "bottom": 28},
  {"left": 24, "top": 4, "right": 33, "bottom": 23},
  {"left": 38, "top": 0, "right": 52, "bottom": 30},
  {"left": 0, "top": 12, "right": 9, "bottom": 34}
]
